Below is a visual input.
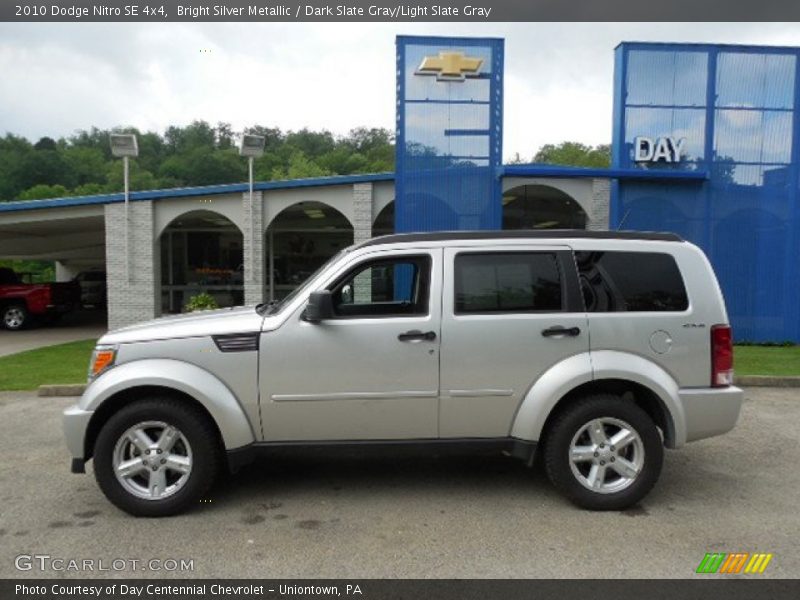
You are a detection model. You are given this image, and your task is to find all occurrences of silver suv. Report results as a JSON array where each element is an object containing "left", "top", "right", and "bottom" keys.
[{"left": 63, "top": 231, "right": 743, "bottom": 516}]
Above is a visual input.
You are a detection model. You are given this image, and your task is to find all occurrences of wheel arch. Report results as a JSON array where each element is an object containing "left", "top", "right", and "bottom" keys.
[
  {"left": 537, "top": 379, "right": 677, "bottom": 451},
  {"left": 510, "top": 351, "right": 686, "bottom": 448},
  {"left": 83, "top": 385, "right": 225, "bottom": 461},
  {"left": 80, "top": 358, "right": 256, "bottom": 460}
]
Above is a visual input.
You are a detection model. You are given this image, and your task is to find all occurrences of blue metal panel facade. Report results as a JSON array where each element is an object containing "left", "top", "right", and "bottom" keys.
[
  {"left": 395, "top": 36, "right": 504, "bottom": 233},
  {"left": 613, "top": 43, "right": 800, "bottom": 342}
]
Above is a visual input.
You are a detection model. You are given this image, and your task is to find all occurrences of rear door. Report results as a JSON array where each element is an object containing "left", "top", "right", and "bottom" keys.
[{"left": 439, "top": 245, "right": 589, "bottom": 438}]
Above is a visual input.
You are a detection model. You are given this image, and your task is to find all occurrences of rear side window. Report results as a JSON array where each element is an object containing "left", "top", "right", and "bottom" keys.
[
  {"left": 575, "top": 251, "right": 688, "bottom": 312},
  {"left": 455, "top": 252, "right": 563, "bottom": 314}
]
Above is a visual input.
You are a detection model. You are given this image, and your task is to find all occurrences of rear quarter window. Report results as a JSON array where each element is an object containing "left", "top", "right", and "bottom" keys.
[{"left": 575, "top": 251, "right": 688, "bottom": 312}]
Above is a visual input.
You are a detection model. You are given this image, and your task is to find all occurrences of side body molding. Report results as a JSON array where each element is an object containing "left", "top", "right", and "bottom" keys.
[
  {"left": 79, "top": 359, "right": 255, "bottom": 450},
  {"left": 510, "top": 351, "right": 687, "bottom": 449}
]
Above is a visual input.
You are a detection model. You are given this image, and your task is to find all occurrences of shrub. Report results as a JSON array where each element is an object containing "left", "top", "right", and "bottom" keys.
[{"left": 183, "top": 292, "right": 219, "bottom": 312}]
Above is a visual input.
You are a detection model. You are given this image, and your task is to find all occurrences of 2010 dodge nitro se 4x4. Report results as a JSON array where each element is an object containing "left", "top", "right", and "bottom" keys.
[{"left": 63, "top": 231, "right": 743, "bottom": 516}]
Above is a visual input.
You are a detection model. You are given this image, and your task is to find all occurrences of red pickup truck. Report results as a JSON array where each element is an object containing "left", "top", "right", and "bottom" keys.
[{"left": 0, "top": 268, "right": 80, "bottom": 330}]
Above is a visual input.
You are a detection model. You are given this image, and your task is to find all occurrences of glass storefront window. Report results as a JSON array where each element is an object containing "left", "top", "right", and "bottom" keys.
[
  {"left": 626, "top": 50, "right": 708, "bottom": 107},
  {"left": 716, "top": 52, "right": 795, "bottom": 110},
  {"left": 160, "top": 210, "right": 244, "bottom": 313}
]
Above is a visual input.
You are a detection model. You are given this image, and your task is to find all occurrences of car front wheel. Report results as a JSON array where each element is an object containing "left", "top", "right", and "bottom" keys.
[
  {"left": 93, "top": 397, "right": 221, "bottom": 517},
  {"left": 2, "top": 304, "right": 29, "bottom": 330},
  {"left": 543, "top": 394, "right": 663, "bottom": 510}
]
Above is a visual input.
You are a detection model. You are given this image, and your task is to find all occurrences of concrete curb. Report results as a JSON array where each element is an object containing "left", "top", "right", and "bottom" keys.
[
  {"left": 37, "top": 384, "right": 86, "bottom": 397},
  {"left": 734, "top": 376, "right": 800, "bottom": 388}
]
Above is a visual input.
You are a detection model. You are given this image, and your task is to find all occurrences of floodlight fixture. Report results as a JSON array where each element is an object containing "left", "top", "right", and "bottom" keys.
[
  {"left": 240, "top": 134, "right": 266, "bottom": 158},
  {"left": 110, "top": 133, "right": 139, "bottom": 158}
]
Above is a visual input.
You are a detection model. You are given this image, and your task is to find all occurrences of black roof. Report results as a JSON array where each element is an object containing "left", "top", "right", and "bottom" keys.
[{"left": 360, "top": 230, "right": 683, "bottom": 247}]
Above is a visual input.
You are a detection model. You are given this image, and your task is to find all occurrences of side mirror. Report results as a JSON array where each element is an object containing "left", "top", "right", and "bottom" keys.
[{"left": 304, "top": 290, "right": 334, "bottom": 323}]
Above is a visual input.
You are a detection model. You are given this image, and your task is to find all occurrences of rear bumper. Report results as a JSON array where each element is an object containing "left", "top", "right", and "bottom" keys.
[
  {"left": 63, "top": 404, "right": 93, "bottom": 470},
  {"left": 680, "top": 385, "right": 743, "bottom": 443}
]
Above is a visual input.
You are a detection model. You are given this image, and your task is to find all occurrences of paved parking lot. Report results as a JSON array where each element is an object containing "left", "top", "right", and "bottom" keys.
[
  {"left": 0, "top": 310, "right": 106, "bottom": 357},
  {"left": 0, "top": 388, "right": 797, "bottom": 578}
]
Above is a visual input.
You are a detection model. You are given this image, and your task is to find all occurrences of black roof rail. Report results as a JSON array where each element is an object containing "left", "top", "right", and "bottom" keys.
[{"left": 358, "top": 229, "right": 684, "bottom": 248}]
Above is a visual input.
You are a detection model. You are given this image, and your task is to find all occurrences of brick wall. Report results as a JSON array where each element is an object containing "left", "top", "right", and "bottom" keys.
[
  {"left": 243, "top": 190, "right": 265, "bottom": 305},
  {"left": 105, "top": 201, "right": 158, "bottom": 330},
  {"left": 588, "top": 178, "right": 611, "bottom": 231}
]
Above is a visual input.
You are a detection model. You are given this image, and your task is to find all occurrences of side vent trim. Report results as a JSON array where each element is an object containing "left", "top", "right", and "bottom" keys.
[{"left": 213, "top": 333, "right": 260, "bottom": 353}]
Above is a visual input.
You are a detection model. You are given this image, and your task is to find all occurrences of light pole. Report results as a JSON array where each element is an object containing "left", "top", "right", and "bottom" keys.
[
  {"left": 110, "top": 133, "right": 139, "bottom": 283},
  {"left": 239, "top": 134, "right": 266, "bottom": 298}
]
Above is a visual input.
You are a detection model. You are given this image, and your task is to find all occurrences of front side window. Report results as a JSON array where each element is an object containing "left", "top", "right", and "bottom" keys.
[
  {"left": 454, "top": 252, "right": 563, "bottom": 314},
  {"left": 575, "top": 250, "right": 689, "bottom": 312},
  {"left": 329, "top": 255, "right": 431, "bottom": 318}
]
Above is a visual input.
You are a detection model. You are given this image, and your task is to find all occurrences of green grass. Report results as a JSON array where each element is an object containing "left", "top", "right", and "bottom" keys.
[
  {"left": 0, "top": 339, "right": 96, "bottom": 391},
  {"left": 0, "top": 338, "right": 796, "bottom": 391},
  {"left": 734, "top": 345, "right": 800, "bottom": 377}
]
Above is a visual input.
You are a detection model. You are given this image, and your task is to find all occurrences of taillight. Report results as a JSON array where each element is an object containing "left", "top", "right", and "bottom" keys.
[{"left": 711, "top": 324, "right": 733, "bottom": 387}]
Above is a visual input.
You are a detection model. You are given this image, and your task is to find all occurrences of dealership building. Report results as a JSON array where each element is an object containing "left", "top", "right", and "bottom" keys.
[{"left": 0, "top": 37, "right": 798, "bottom": 343}]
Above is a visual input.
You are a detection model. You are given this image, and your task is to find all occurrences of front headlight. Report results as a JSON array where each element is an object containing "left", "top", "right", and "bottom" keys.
[{"left": 87, "top": 345, "right": 117, "bottom": 381}]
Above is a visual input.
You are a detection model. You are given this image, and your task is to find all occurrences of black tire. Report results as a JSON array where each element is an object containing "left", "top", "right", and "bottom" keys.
[
  {"left": 2, "top": 303, "right": 29, "bottom": 330},
  {"left": 93, "top": 397, "right": 222, "bottom": 517},
  {"left": 543, "top": 394, "right": 663, "bottom": 511}
]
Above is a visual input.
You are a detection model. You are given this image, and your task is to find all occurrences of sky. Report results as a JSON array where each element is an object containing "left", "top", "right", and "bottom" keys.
[{"left": 2, "top": 22, "right": 800, "bottom": 161}]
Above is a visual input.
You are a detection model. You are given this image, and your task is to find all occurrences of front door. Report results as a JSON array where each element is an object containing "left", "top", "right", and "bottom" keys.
[{"left": 260, "top": 249, "right": 442, "bottom": 441}]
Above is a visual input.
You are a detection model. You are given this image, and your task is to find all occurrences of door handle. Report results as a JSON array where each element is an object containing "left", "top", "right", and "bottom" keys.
[
  {"left": 398, "top": 330, "right": 437, "bottom": 342},
  {"left": 541, "top": 326, "right": 581, "bottom": 338}
]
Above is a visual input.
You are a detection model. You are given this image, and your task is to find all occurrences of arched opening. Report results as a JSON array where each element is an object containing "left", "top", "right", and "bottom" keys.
[
  {"left": 502, "top": 184, "right": 587, "bottom": 230},
  {"left": 265, "top": 201, "right": 354, "bottom": 300},
  {"left": 160, "top": 210, "right": 244, "bottom": 313},
  {"left": 373, "top": 201, "right": 395, "bottom": 237}
]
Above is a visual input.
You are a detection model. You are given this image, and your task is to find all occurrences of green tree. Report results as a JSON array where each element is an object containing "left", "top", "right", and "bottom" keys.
[
  {"left": 532, "top": 142, "right": 611, "bottom": 168},
  {"left": 271, "top": 151, "right": 331, "bottom": 180},
  {"left": 18, "top": 184, "right": 69, "bottom": 200}
]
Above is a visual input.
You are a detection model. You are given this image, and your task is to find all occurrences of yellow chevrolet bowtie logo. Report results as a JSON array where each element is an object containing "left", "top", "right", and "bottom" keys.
[{"left": 417, "top": 51, "right": 483, "bottom": 81}]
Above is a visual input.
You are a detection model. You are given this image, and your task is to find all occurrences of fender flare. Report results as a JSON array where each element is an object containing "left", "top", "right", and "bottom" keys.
[
  {"left": 510, "top": 351, "right": 687, "bottom": 448},
  {"left": 79, "top": 358, "right": 256, "bottom": 450}
]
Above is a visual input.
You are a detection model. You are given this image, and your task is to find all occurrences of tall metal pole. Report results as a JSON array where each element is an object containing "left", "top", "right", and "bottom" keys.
[
  {"left": 249, "top": 156, "right": 255, "bottom": 286},
  {"left": 124, "top": 155, "right": 130, "bottom": 283}
]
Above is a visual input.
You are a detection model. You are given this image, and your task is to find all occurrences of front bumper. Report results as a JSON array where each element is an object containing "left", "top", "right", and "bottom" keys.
[
  {"left": 63, "top": 404, "right": 93, "bottom": 472},
  {"left": 680, "top": 385, "right": 744, "bottom": 443}
]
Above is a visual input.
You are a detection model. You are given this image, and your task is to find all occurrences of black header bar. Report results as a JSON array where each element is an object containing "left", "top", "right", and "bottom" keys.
[{"left": 1, "top": 0, "right": 799, "bottom": 22}]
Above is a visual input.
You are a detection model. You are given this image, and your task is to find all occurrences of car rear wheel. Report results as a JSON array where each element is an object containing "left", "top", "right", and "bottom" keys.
[
  {"left": 543, "top": 394, "right": 663, "bottom": 510},
  {"left": 93, "top": 397, "right": 221, "bottom": 517},
  {"left": 2, "top": 304, "right": 29, "bottom": 330}
]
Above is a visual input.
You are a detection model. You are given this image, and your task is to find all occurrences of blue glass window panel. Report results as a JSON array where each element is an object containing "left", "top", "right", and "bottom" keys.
[
  {"left": 714, "top": 109, "right": 792, "bottom": 164},
  {"left": 716, "top": 52, "right": 795, "bottom": 109},
  {"left": 626, "top": 50, "right": 708, "bottom": 107},
  {"left": 404, "top": 44, "right": 492, "bottom": 102},
  {"left": 623, "top": 107, "right": 706, "bottom": 164},
  {"left": 403, "top": 103, "right": 490, "bottom": 158}
]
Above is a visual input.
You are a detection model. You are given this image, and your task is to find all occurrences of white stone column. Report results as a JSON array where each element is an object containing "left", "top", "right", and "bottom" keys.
[
  {"left": 243, "top": 190, "right": 265, "bottom": 305},
  {"left": 105, "top": 200, "right": 158, "bottom": 330},
  {"left": 352, "top": 183, "right": 374, "bottom": 303},
  {"left": 352, "top": 182, "right": 373, "bottom": 243},
  {"left": 588, "top": 178, "right": 611, "bottom": 231}
]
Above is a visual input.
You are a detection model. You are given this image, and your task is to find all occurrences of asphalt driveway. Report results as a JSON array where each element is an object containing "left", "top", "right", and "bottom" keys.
[
  {"left": 0, "top": 310, "right": 106, "bottom": 357},
  {"left": 0, "top": 387, "right": 796, "bottom": 578}
]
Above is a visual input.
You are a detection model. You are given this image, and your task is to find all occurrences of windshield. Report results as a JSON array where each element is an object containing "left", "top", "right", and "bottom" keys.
[{"left": 259, "top": 249, "right": 349, "bottom": 316}]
